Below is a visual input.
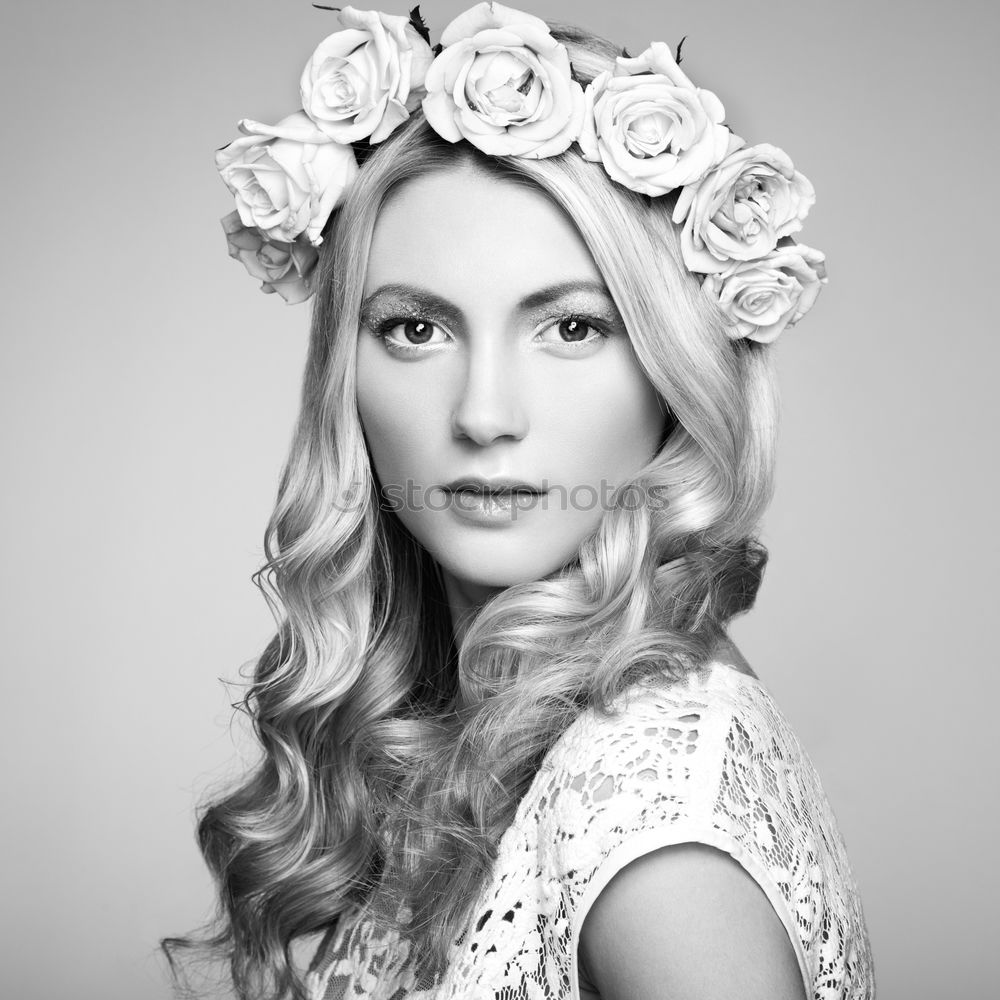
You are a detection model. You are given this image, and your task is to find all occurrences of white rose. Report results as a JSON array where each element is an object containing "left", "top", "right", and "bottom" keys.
[
  {"left": 672, "top": 143, "right": 816, "bottom": 274},
  {"left": 421, "top": 1, "right": 585, "bottom": 158},
  {"left": 221, "top": 210, "right": 319, "bottom": 305},
  {"left": 300, "top": 6, "right": 435, "bottom": 144},
  {"left": 701, "top": 243, "right": 828, "bottom": 343},
  {"left": 577, "top": 41, "right": 737, "bottom": 197},
  {"left": 215, "top": 111, "right": 359, "bottom": 246}
]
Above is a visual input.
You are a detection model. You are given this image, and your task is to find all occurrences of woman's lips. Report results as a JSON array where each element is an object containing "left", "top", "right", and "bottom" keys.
[
  {"left": 443, "top": 477, "right": 548, "bottom": 494},
  {"left": 450, "top": 486, "right": 541, "bottom": 496},
  {"left": 443, "top": 486, "right": 545, "bottom": 524}
]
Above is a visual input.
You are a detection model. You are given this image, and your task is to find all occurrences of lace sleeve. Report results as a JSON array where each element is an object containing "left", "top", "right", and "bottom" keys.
[{"left": 535, "top": 669, "right": 875, "bottom": 1000}]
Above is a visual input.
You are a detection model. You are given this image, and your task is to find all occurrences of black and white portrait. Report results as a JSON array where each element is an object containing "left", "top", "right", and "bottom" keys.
[{"left": 3, "top": 3, "right": 995, "bottom": 999}]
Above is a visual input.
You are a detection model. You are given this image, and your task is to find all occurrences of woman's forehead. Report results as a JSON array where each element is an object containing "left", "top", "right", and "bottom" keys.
[{"left": 363, "top": 167, "right": 604, "bottom": 302}]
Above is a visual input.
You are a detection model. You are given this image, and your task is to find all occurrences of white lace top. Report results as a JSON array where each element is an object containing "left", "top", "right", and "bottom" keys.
[{"left": 300, "top": 661, "right": 875, "bottom": 999}]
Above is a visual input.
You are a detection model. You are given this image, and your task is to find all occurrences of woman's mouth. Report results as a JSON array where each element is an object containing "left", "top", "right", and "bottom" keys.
[{"left": 442, "top": 483, "right": 547, "bottom": 524}]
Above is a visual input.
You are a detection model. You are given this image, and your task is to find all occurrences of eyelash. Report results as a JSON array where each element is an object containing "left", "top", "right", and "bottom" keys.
[{"left": 365, "top": 313, "right": 611, "bottom": 356}]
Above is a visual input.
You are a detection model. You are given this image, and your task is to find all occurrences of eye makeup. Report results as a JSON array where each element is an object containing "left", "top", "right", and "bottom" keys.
[
  {"left": 363, "top": 307, "right": 617, "bottom": 358},
  {"left": 360, "top": 299, "right": 443, "bottom": 338},
  {"left": 358, "top": 284, "right": 627, "bottom": 348}
]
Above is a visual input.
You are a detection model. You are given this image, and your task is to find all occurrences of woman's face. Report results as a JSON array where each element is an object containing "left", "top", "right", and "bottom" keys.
[{"left": 356, "top": 164, "right": 667, "bottom": 608}]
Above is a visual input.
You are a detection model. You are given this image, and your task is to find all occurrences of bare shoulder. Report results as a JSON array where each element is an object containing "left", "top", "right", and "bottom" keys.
[{"left": 578, "top": 843, "right": 806, "bottom": 1000}]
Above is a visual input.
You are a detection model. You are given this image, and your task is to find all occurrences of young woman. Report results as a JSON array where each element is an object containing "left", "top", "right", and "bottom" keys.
[{"left": 165, "top": 5, "right": 874, "bottom": 999}]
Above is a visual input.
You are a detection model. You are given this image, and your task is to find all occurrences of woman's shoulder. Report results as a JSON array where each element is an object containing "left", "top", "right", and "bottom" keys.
[
  {"left": 532, "top": 653, "right": 856, "bottom": 889},
  {"left": 534, "top": 656, "right": 779, "bottom": 826},
  {"left": 528, "top": 656, "right": 875, "bottom": 999}
]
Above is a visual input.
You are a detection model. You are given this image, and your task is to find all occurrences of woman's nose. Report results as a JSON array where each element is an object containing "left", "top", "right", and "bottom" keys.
[{"left": 450, "top": 341, "right": 529, "bottom": 445}]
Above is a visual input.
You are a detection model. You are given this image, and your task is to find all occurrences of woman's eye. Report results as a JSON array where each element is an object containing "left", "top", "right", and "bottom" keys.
[
  {"left": 374, "top": 317, "right": 449, "bottom": 353},
  {"left": 365, "top": 312, "right": 609, "bottom": 355},
  {"left": 538, "top": 316, "right": 609, "bottom": 349}
]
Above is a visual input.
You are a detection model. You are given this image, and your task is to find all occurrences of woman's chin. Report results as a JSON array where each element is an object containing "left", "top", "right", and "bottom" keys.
[
  {"left": 431, "top": 541, "right": 575, "bottom": 593},
  {"left": 405, "top": 508, "right": 598, "bottom": 593}
]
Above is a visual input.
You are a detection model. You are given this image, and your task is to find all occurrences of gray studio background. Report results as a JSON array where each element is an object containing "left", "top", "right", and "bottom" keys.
[{"left": 2, "top": 1, "right": 996, "bottom": 997}]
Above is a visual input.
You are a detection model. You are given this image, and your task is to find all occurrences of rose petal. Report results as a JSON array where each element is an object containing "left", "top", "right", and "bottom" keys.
[
  {"left": 703, "top": 244, "right": 827, "bottom": 343},
  {"left": 422, "top": 4, "right": 583, "bottom": 158},
  {"left": 299, "top": 8, "right": 434, "bottom": 144},
  {"left": 438, "top": 2, "right": 552, "bottom": 46}
]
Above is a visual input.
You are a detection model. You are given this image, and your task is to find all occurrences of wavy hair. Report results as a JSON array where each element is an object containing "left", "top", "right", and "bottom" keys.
[{"left": 163, "top": 20, "right": 779, "bottom": 1000}]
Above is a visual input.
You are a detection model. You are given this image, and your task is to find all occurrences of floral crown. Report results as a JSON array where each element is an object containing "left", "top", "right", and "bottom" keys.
[{"left": 216, "top": 1, "right": 827, "bottom": 344}]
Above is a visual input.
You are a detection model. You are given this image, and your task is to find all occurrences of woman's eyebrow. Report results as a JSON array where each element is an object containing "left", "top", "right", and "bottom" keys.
[{"left": 359, "top": 280, "right": 615, "bottom": 324}]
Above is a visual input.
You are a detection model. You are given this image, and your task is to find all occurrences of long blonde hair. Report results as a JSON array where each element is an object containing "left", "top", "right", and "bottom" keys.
[{"left": 163, "top": 21, "right": 779, "bottom": 1000}]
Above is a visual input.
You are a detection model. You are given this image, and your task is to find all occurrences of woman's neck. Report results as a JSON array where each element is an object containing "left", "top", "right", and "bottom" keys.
[
  {"left": 437, "top": 571, "right": 757, "bottom": 705},
  {"left": 440, "top": 571, "right": 505, "bottom": 647},
  {"left": 709, "top": 633, "right": 757, "bottom": 678}
]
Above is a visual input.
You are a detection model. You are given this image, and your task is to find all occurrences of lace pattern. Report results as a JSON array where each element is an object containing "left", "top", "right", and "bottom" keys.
[{"left": 307, "top": 662, "right": 874, "bottom": 999}]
